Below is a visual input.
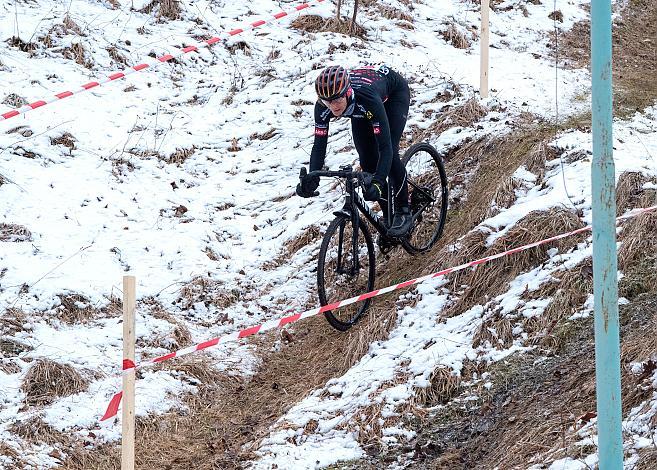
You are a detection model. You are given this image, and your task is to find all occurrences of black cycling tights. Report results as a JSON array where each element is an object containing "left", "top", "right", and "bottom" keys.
[{"left": 351, "top": 86, "right": 410, "bottom": 211}]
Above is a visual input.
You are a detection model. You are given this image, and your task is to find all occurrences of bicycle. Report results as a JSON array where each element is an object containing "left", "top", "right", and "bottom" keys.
[{"left": 300, "top": 142, "right": 449, "bottom": 331}]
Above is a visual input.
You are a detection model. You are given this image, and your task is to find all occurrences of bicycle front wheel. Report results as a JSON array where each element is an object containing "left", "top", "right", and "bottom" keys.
[
  {"left": 401, "top": 142, "right": 449, "bottom": 253},
  {"left": 317, "top": 214, "right": 376, "bottom": 331}
]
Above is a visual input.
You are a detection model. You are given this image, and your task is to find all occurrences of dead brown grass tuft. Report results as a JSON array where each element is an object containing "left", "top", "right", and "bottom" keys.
[
  {"left": 616, "top": 171, "right": 657, "bottom": 216},
  {"left": 0, "top": 442, "right": 20, "bottom": 466},
  {"left": 405, "top": 98, "right": 488, "bottom": 147},
  {"left": 106, "top": 45, "right": 128, "bottom": 65},
  {"left": 140, "top": 0, "right": 182, "bottom": 20},
  {"left": 63, "top": 15, "right": 85, "bottom": 36},
  {"left": 63, "top": 42, "right": 93, "bottom": 68},
  {"left": 485, "top": 176, "right": 523, "bottom": 218},
  {"left": 339, "top": 304, "right": 398, "bottom": 368},
  {"left": 50, "top": 132, "right": 76, "bottom": 151},
  {"left": 21, "top": 358, "right": 89, "bottom": 406},
  {"left": 473, "top": 310, "right": 514, "bottom": 350},
  {"left": 290, "top": 15, "right": 366, "bottom": 38},
  {"left": 263, "top": 225, "right": 322, "bottom": 270},
  {"left": 177, "top": 276, "right": 241, "bottom": 312},
  {"left": 55, "top": 293, "right": 99, "bottom": 324},
  {"left": 0, "top": 223, "right": 32, "bottom": 242},
  {"left": 9, "top": 415, "right": 65, "bottom": 446},
  {"left": 523, "top": 259, "right": 593, "bottom": 351},
  {"left": 619, "top": 208, "right": 657, "bottom": 270},
  {"left": 414, "top": 366, "right": 461, "bottom": 406},
  {"left": 440, "top": 23, "right": 471, "bottom": 49},
  {"left": 167, "top": 146, "right": 195, "bottom": 165},
  {"left": 376, "top": 5, "right": 413, "bottom": 22},
  {"left": 444, "top": 207, "right": 585, "bottom": 317}
]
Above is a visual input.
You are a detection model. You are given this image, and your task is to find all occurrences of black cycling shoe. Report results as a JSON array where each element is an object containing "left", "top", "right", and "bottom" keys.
[{"left": 387, "top": 206, "right": 413, "bottom": 238}]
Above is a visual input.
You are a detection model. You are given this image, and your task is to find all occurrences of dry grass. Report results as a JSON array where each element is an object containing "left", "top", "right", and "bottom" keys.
[
  {"left": 616, "top": 171, "right": 657, "bottom": 215},
  {"left": 263, "top": 225, "right": 322, "bottom": 270},
  {"left": 63, "top": 15, "right": 85, "bottom": 36},
  {"left": 9, "top": 415, "right": 66, "bottom": 446},
  {"left": 554, "top": 0, "right": 657, "bottom": 117},
  {"left": 485, "top": 176, "right": 523, "bottom": 218},
  {"left": 523, "top": 259, "right": 593, "bottom": 351},
  {"left": 376, "top": 5, "right": 413, "bottom": 22},
  {"left": 338, "top": 304, "right": 398, "bottom": 369},
  {"left": 473, "top": 311, "right": 514, "bottom": 350},
  {"left": 62, "top": 315, "right": 387, "bottom": 469},
  {"left": 62, "top": 42, "right": 93, "bottom": 68},
  {"left": 0, "top": 223, "right": 32, "bottom": 242},
  {"left": 290, "top": 15, "right": 366, "bottom": 38},
  {"left": 21, "top": 358, "right": 89, "bottom": 406},
  {"left": 106, "top": 45, "right": 128, "bottom": 65},
  {"left": 413, "top": 366, "right": 461, "bottom": 406},
  {"left": 2, "top": 93, "right": 28, "bottom": 108},
  {"left": 140, "top": 0, "right": 182, "bottom": 21},
  {"left": 54, "top": 293, "right": 99, "bottom": 324},
  {"left": 404, "top": 98, "right": 488, "bottom": 147},
  {"left": 444, "top": 207, "right": 585, "bottom": 317},
  {"left": 167, "top": 146, "right": 195, "bottom": 165},
  {"left": 250, "top": 128, "right": 278, "bottom": 141},
  {"left": 50, "top": 132, "right": 76, "bottom": 151},
  {"left": 440, "top": 23, "right": 471, "bottom": 49},
  {"left": 176, "top": 276, "right": 241, "bottom": 312}
]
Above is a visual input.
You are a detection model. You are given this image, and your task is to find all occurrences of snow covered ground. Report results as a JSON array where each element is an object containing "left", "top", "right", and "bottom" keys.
[{"left": 0, "top": 0, "right": 655, "bottom": 468}]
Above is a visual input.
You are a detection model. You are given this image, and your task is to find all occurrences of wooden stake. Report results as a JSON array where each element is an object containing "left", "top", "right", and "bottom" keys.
[
  {"left": 480, "top": 0, "right": 490, "bottom": 98},
  {"left": 122, "top": 276, "right": 136, "bottom": 470}
]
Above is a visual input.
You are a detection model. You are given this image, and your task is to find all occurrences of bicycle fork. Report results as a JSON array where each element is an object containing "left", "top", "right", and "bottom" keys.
[{"left": 334, "top": 178, "right": 361, "bottom": 278}]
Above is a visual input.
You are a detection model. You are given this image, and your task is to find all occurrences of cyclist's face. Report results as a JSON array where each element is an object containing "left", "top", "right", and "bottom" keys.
[{"left": 322, "top": 96, "right": 348, "bottom": 117}]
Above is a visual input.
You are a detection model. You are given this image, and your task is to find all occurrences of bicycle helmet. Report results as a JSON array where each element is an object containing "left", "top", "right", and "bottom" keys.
[{"left": 315, "top": 65, "right": 351, "bottom": 101}]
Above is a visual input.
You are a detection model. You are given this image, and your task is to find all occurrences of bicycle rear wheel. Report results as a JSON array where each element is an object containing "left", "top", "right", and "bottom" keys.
[
  {"left": 318, "top": 214, "right": 376, "bottom": 331},
  {"left": 401, "top": 142, "right": 449, "bottom": 253}
]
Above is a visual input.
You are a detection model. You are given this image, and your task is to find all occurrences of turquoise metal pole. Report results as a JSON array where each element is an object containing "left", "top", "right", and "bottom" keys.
[{"left": 591, "top": 0, "right": 623, "bottom": 468}]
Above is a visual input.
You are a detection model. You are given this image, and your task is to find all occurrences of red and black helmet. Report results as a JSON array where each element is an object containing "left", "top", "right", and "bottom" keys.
[{"left": 315, "top": 65, "right": 351, "bottom": 101}]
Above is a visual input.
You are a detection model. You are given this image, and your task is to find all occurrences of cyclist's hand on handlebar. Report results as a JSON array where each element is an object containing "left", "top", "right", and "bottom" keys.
[
  {"left": 362, "top": 172, "right": 385, "bottom": 201},
  {"left": 296, "top": 167, "right": 320, "bottom": 198}
]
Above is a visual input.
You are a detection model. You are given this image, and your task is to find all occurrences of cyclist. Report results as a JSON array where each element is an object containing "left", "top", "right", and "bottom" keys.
[{"left": 296, "top": 64, "right": 412, "bottom": 238}]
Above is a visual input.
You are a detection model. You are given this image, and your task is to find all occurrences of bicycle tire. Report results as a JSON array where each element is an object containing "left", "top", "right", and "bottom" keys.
[
  {"left": 317, "top": 214, "right": 376, "bottom": 331},
  {"left": 401, "top": 142, "right": 449, "bottom": 253}
]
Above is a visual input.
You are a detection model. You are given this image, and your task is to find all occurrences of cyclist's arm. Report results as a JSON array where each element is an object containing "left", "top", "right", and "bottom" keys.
[
  {"left": 367, "top": 98, "right": 394, "bottom": 181},
  {"left": 310, "top": 102, "right": 331, "bottom": 172}
]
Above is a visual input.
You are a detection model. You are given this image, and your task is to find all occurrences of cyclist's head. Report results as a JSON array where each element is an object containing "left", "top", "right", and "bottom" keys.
[{"left": 315, "top": 65, "right": 351, "bottom": 102}]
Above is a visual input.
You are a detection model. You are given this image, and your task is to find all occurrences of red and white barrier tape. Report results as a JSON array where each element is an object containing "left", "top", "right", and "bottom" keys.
[
  {"left": 100, "top": 204, "right": 657, "bottom": 420},
  {"left": 0, "top": 0, "right": 327, "bottom": 122}
]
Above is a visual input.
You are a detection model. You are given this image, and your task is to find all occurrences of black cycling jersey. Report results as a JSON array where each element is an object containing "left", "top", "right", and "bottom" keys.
[{"left": 310, "top": 65, "right": 408, "bottom": 182}]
